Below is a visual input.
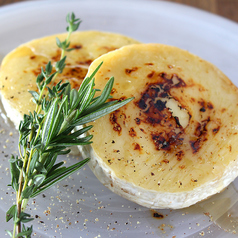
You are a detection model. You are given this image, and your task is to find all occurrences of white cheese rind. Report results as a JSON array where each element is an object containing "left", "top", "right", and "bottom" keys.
[
  {"left": 0, "top": 91, "right": 22, "bottom": 129},
  {"left": 79, "top": 143, "right": 238, "bottom": 209}
]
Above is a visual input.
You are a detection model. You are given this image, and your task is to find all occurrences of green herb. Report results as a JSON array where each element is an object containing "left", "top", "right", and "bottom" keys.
[{"left": 6, "top": 13, "right": 133, "bottom": 238}]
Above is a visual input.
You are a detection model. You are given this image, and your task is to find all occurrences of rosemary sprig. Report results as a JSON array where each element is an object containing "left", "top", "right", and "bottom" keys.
[{"left": 5, "top": 13, "right": 133, "bottom": 238}]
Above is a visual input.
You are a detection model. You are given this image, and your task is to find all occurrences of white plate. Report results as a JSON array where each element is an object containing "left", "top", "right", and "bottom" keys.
[{"left": 0, "top": 0, "right": 238, "bottom": 237}]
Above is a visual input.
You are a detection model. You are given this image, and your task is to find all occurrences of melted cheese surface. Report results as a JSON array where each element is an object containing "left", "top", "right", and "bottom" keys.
[
  {"left": 0, "top": 31, "right": 139, "bottom": 127},
  {"left": 86, "top": 44, "right": 238, "bottom": 196}
]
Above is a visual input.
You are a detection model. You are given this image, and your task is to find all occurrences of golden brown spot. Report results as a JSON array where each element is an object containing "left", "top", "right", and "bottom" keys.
[
  {"left": 162, "top": 159, "right": 169, "bottom": 164},
  {"left": 32, "top": 68, "right": 42, "bottom": 76},
  {"left": 133, "top": 143, "right": 141, "bottom": 151},
  {"left": 176, "top": 150, "right": 184, "bottom": 161},
  {"left": 60, "top": 67, "right": 88, "bottom": 89},
  {"left": 207, "top": 102, "right": 214, "bottom": 110},
  {"left": 190, "top": 118, "right": 210, "bottom": 153},
  {"left": 109, "top": 110, "right": 122, "bottom": 135},
  {"left": 134, "top": 118, "right": 141, "bottom": 125},
  {"left": 151, "top": 131, "right": 183, "bottom": 151},
  {"left": 51, "top": 49, "right": 61, "bottom": 62},
  {"left": 118, "top": 96, "right": 127, "bottom": 102},
  {"left": 145, "top": 63, "right": 154, "bottom": 66},
  {"left": 76, "top": 59, "right": 93, "bottom": 66},
  {"left": 71, "top": 44, "right": 82, "bottom": 49},
  {"left": 212, "top": 126, "right": 220, "bottom": 135},
  {"left": 179, "top": 165, "right": 185, "bottom": 169},
  {"left": 129, "top": 127, "right": 137, "bottom": 137},
  {"left": 198, "top": 87, "right": 206, "bottom": 92},
  {"left": 198, "top": 99, "right": 214, "bottom": 112},
  {"left": 111, "top": 88, "right": 117, "bottom": 94},
  {"left": 125, "top": 67, "right": 139, "bottom": 75},
  {"left": 32, "top": 61, "right": 48, "bottom": 76},
  {"left": 147, "top": 71, "right": 155, "bottom": 78},
  {"left": 140, "top": 128, "right": 146, "bottom": 133}
]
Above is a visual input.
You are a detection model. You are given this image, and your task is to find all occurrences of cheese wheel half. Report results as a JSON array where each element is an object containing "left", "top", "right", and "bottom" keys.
[
  {"left": 0, "top": 31, "right": 139, "bottom": 128},
  {"left": 80, "top": 43, "right": 238, "bottom": 209}
]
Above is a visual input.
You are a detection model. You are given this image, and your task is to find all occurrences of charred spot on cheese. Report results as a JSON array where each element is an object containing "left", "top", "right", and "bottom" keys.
[
  {"left": 135, "top": 72, "right": 189, "bottom": 126},
  {"left": 189, "top": 118, "right": 210, "bottom": 154},
  {"left": 32, "top": 63, "right": 88, "bottom": 90},
  {"left": 76, "top": 59, "right": 93, "bottom": 66},
  {"left": 71, "top": 44, "right": 82, "bottom": 49},
  {"left": 109, "top": 109, "right": 122, "bottom": 135},
  {"left": 212, "top": 126, "right": 220, "bottom": 134},
  {"left": 176, "top": 150, "right": 185, "bottom": 161},
  {"left": 151, "top": 131, "right": 184, "bottom": 152},
  {"left": 130, "top": 71, "right": 220, "bottom": 155},
  {"left": 51, "top": 49, "right": 61, "bottom": 62},
  {"left": 135, "top": 118, "right": 141, "bottom": 125},
  {"left": 118, "top": 96, "right": 127, "bottom": 102},
  {"left": 125, "top": 67, "right": 139, "bottom": 75},
  {"left": 129, "top": 127, "right": 137, "bottom": 137},
  {"left": 133, "top": 142, "right": 142, "bottom": 151},
  {"left": 198, "top": 99, "right": 214, "bottom": 113},
  {"left": 111, "top": 88, "right": 117, "bottom": 94},
  {"left": 59, "top": 67, "right": 88, "bottom": 90},
  {"left": 134, "top": 72, "right": 189, "bottom": 152}
]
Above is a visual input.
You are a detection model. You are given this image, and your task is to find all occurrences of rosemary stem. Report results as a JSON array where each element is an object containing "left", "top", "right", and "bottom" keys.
[
  {"left": 13, "top": 130, "right": 31, "bottom": 238},
  {"left": 22, "top": 148, "right": 36, "bottom": 200},
  {"left": 17, "top": 145, "right": 28, "bottom": 201},
  {"left": 36, "top": 83, "right": 47, "bottom": 114},
  {"left": 18, "top": 135, "right": 24, "bottom": 160},
  {"left": 17, "top": 201, "right": 22, "bottom": 235},
  {"left": 12, "top": 224, "right": 16, "bottom": 238},
  {"left": 50, "top": 35, "right": 69, "bottom": 86}
]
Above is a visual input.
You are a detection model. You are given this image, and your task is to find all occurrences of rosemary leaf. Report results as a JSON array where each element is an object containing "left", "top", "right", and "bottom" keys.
[
  {"left": 31, "top": 158, "right": 90, "bottom": 198},
  {"left": 6, "top": 205, "right": 17, "bottom": 222}
]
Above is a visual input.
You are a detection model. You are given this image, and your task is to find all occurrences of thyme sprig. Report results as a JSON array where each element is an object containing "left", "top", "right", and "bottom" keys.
[{"left": 6, "top": 13, "right": 133, "bottom": 238}]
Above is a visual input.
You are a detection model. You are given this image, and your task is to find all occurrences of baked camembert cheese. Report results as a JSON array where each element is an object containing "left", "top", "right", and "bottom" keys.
[
  {"left": 0, "top": 31, "right": 139, "bottom": 128},
  {"left": 80, "top": 43, "right": 238, "bottom": 209}
]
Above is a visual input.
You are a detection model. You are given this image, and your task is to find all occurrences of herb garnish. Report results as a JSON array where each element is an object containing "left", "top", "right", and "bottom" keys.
[{"left": 5, "top": 13, "right": 132, "bottom": 238}]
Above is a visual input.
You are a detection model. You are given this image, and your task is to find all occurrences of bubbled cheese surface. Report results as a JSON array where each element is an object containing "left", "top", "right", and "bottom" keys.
[{"left": 82, "top": 43, "right": 238, "bottom": 209}]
